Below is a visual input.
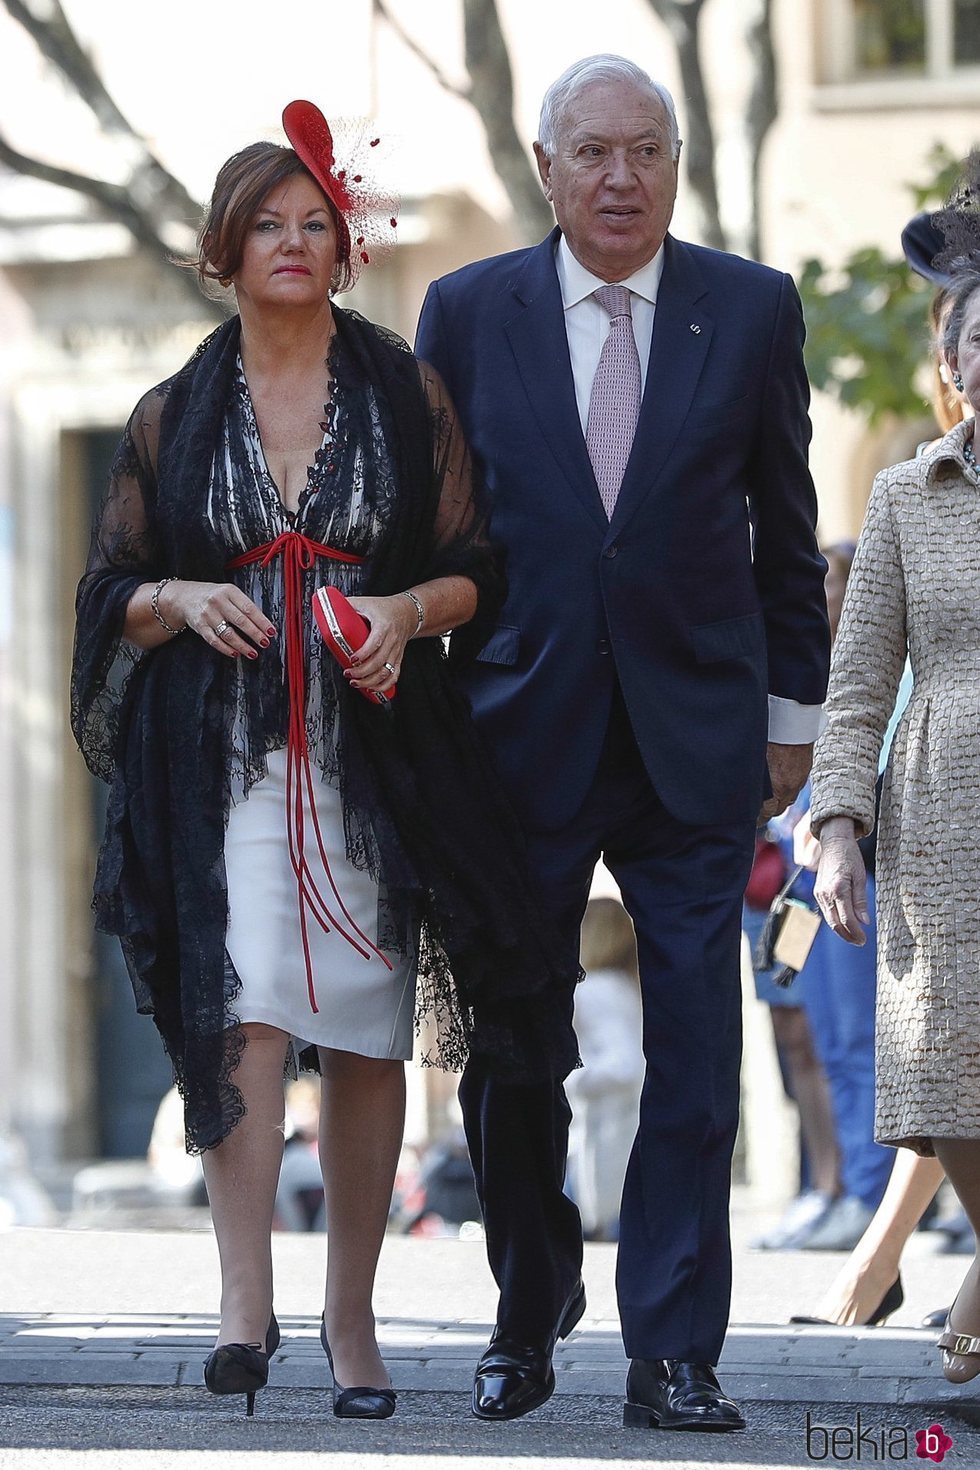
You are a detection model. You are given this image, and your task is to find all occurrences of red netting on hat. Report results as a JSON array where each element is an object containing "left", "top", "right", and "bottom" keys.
[{"left": 282, "top": 101, "right": 398, "bottom": 293}]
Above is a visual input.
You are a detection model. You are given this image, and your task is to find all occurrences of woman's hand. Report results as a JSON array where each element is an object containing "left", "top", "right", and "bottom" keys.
[
  {"left": 344, "top": 594, "right": 418, "bottom": 695},
  {"left": 814, "top": 816, "right": 869, "bottom": 945},
  {"left": 161, "top": 580, "right": 276, "bottom": 660}
]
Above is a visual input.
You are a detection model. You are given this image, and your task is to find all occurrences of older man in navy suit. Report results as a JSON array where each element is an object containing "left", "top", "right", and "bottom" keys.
[{"left": 416, "top": 54, "right": 830, "bottom": 1432}]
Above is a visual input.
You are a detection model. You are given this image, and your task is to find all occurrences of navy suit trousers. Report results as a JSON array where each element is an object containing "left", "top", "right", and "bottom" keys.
[{"left": 459, "top": 692, "right": 755, "bottom": 1362}]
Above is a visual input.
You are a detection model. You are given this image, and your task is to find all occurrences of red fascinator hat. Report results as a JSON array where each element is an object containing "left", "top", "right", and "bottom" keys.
[{"left": 282, "top": 100, "right": 398, "bottom": 293}]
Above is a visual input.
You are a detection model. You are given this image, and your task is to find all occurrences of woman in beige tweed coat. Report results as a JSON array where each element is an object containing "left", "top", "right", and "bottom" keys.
[{"left": 811, "top": 263, "right": 980, "bottom": 1385}]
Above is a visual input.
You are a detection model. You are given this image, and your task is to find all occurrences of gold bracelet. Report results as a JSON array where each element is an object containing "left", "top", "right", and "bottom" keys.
[
  {"left": 399, "top": 589, "right": 425, "bottom": 638},
  {"left": 150, "top": 576, "right": 186, "bottom": 636}
]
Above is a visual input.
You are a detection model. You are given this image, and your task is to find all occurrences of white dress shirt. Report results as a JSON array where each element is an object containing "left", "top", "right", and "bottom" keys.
[
  {"left": 554, "top": 235, "right": 824, "bottom": 745},
  {"left": 556, "top": 235, "right": 663, "bottom": 432}
]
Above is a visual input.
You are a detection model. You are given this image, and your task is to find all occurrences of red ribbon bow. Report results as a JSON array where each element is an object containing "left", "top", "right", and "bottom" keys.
[{"left": 227, "top": 531, "right": 393, "bottom": 1012}]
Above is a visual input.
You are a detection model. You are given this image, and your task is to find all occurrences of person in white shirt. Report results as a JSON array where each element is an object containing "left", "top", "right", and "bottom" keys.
[{"left": 566, "top": 898, "right": 644, "bottom": 1242}]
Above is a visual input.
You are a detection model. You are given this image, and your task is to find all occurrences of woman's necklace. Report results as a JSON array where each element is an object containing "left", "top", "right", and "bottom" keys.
[{"left": 963, "top": 435, "right": 980, "bottom": 485}]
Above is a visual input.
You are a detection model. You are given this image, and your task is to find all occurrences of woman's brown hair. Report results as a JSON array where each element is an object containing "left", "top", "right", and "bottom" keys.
[
  {"left": 195, "top": 141, "right": 352, "bottom": 293},
  {"left": 929, "top": 289, "right": 961, "bottom": 434}
]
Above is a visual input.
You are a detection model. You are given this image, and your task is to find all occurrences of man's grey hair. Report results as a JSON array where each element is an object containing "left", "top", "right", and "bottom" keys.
[{"left": 537, "top": 55, "right": 681, "bottom": 161}]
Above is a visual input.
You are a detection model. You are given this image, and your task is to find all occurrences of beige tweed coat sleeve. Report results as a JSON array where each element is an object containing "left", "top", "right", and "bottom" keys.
[
  {"left": 809, "top": 466, "right": 907, "bottom": 839},
  {"left": 810, "top": 419, "right": 980, "bottom": 1149}
]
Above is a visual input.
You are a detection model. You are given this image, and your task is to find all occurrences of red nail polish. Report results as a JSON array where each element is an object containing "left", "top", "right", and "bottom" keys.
[
  {"left": 266, "top": 628, "right": 276, "bottom": 638},
  {"left": 248, "top": 651, "right": 258, "bottom": 660},
  {"left": 260, "top": 638, "right": 270, "bottom": 648}
]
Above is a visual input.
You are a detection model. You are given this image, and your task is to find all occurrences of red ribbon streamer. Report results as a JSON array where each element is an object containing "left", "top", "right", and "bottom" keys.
[{"left": 227, "top": 531, "right": 394, "bottom": 1013}]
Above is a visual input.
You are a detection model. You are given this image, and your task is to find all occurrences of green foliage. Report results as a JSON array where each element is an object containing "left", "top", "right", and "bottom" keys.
[
  {"left": 908, "top": 143, "right": 964, "bottom": 210},
  {"left": 796, "top": 145, "right": 966, "bottom": 424},
  {"left": 798, "top": 252, "right": 931, "bottom": 424}
]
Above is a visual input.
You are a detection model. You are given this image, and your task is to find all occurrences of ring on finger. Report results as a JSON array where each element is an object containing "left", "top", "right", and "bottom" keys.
[
  {"left": 384, "top": 661, "right": 397, "bottom": 676},
  {"left": 214, "top": 620, "right": 231, "bottom": 639}
]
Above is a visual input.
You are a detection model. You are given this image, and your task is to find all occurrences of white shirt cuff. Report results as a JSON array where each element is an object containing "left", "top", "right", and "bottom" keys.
[{"left": 767, "top": 696, "right": 826, "bottom": 745}]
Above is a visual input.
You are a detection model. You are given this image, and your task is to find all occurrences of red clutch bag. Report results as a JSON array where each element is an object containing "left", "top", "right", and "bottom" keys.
[{"left": 311, "top": 585, "right": 396, "bottom": 707}]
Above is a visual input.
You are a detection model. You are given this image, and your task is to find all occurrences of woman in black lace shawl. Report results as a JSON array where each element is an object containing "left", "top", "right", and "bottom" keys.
[{"left": 71, "top": 110, "right": 577, "bottom": 1413}]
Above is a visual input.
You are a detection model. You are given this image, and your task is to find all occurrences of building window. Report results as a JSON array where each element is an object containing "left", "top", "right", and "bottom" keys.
[
  {"left": 957, "top": 0, "right": 980, "bottom": 63},
  {"left": 824, "top": 0, "right": 980, "bottom": 83},
  {"left": 854, "top": 1, "right": 926, "bottom": 73}
]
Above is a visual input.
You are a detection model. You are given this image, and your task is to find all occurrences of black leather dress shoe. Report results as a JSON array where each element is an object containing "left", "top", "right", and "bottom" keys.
[
  {"left": 472, "top": 1278, "right": 586, "bottom": 1421},
  {"left": 623, "top": 1359, "right": 746, "bottom": 1432}
]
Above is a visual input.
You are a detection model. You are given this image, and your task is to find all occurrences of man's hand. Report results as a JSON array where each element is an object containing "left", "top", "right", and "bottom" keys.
[{"left": 756, "top": 742, "right": 814, "bottom": 826}]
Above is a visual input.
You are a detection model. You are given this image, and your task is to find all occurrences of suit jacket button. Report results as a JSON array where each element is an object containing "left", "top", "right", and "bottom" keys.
[
  {"left": 597, "top": 639, "right": 610, "bottom": 656},
  {"left": 603, "top": 544, "right": 618, "bottom": 559}
]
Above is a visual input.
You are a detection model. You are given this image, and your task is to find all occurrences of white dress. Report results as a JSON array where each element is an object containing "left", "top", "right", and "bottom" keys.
[
  {"left": 224, "top": 751, "right": 416, "bottom": 1057},
  {"left": 211, "top": 356, "right": 418, "bottom": 1060}
]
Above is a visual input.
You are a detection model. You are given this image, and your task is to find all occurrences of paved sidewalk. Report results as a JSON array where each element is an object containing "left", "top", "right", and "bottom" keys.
[
  {"left": 0, "top": 1309, "right": 973, "bottom": 1409},
  {"left": 0, "top": 1209, "right": 978, "bottom": 1416}
]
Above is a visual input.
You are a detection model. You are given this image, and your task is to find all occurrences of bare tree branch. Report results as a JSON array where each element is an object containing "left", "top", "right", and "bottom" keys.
[
  {"left": 5, "top": 0, "right": 131, "bottom": 133},
  {"left": 0, "top": 0, "right": 219, "bottom": 312},
  {"left": 0, "top": 132, "right": 217, "bottom": 316},
  {"left": 3, "top": 0, "right": 200, "bottom": 225},
  {"left": 371, "top": 0, "right": 470, "bottom": 99},
  {"left": 644, "top": 0, "right": 726, "bottom": 250},
  {"left": 0, "top": 132, "right": 146, "bottom": 230},
  {"left": 745, "top": 0, "right": 777, "bottom": 261}
]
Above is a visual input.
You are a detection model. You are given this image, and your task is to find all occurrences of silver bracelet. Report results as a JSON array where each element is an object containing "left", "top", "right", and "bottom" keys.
[
  {"left": 399, "top": 589, "right": 425, "bottom": 638},
  {"left": 150, "top": 576, "right": 185, "bottom": 636}
]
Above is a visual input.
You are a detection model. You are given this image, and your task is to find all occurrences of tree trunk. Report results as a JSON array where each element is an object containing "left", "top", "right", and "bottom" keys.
[
  {"left": 745, "top": 0, "right": 778, "bottom": 261},
  {"left": 644, "top": 0, "right": 727, "bottom": 251},
  {"left": 372, "top": 0, "right": 551, "bottom": 243},
  {"left": 461, "top": 0, "right": 553, "bottom": 242}
]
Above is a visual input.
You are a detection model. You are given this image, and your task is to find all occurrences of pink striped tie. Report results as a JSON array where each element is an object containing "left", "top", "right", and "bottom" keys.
[{"left": 586, "top": 285, "right": 642, "bottom": 519}]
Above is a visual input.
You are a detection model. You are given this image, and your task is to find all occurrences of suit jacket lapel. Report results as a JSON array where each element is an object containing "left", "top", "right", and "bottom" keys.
[
  {"left": 503, "top": 231, "right": 608, "bottom": 532},
  {"left": 609, "top": 235, "right": 713, "bottom": 535}
]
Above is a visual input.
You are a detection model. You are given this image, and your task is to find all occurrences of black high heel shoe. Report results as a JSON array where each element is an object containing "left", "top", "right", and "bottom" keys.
[
  {"left": 320, "top": 1316, "right": 396, "bottom": 1419},
  {"left": 204, "top": 1315, "right": 280, "bottom": 1418},
  {"left": 790, "top": 1274, "right": 904, "bottom": 1328}
]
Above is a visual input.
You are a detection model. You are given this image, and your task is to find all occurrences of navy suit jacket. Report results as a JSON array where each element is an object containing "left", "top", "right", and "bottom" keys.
[{"left": 416, "top": 229, "right": 830, "bottom": 830}]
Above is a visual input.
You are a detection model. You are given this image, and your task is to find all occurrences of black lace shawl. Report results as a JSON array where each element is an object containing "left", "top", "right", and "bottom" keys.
[{"left": 71, "top": 309, "right": 578, "bottom": 1152}]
